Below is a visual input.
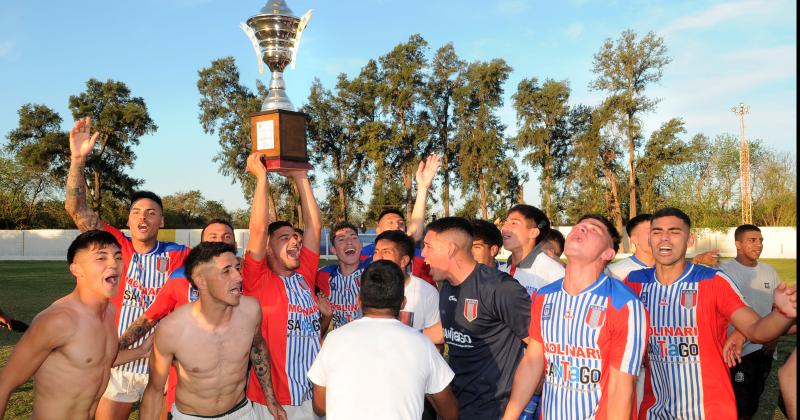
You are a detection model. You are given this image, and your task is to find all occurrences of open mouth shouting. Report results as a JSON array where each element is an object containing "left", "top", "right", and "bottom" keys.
[
  {"left": 229, "top": 283, "right": 243, "bottom": 296},
  {"left": 657, "top": 244, "right": 673, "bottom": 257}
]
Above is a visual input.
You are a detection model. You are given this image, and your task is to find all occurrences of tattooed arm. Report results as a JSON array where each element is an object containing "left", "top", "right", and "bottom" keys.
[
  {"left": 65, "top": 117, "right": 104, "bottom": 232},
  {"left": 119, "top": 316, "right": 157, "bottom": 349},
  {"left": 250, "top": 309, "right": 286, "bottom": 420}
]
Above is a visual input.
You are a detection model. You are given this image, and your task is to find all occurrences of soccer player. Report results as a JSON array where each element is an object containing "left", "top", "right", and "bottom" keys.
[
  {"left": 372, "top": 230, "right": 443, "bottom": 345},
  {"left": 624, "top": 208, "right": 796, "bottom": 420},
  {"left": 470, "top": 219, "right": 504, "bottom": 268},
  {"left": 0, "top": 231, "right": 129, "bottom": 418},
  {"left": 316, "top": 222, "right": 368, "bottom": 334},
  {"left": 242, "top": 153, "right": 331, "bottom": 419},
  {"left": 139, "top": 242, "right": 285, "bottom": 420},
  {"left": 499, "top": 204, "right": 565, "bottom": 296},
  {"left": 539, "top": 228, "right": 565, "bottom": 264},
  {"left": 607, "top": 213, "right": 654, "bottom": 280},
  {"left": 422, "top": 217, "right": 531, "bottom": 418},
  {"left": 503, "top": 214, "right": 649, "bottom": 420},
  {"left": 65, "top": 117, "right": 190, "bottom": 420},
  {"left": 360, "top": 155, "right": 441, "bottom": 285},
  {"left": 116, "top": 219, "right": 238, "bottom": 416},
  {"left": 307, "top": 260, "right": 458, "bottom": 420},
  {"left": 719, "top": 224, "right": 795, "bottom": 420}
]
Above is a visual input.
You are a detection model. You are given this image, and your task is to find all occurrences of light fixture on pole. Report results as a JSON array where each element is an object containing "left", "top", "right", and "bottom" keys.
[{"left": 731, "top": 102, "right": 752, "bottom": 224}]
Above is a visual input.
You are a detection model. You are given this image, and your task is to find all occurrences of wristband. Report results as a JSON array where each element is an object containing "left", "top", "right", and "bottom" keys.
[{"left": 774, "top": 306, "right": 795, "bottom": 319}]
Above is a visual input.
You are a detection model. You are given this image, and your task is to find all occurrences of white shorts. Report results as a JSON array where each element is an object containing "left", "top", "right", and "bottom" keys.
[
  {"left": 102, "top": 369, "right": 149, "bottom": 403},
  {"left": 171, "top": 399, "right": 256, "bottom": 419},
  {"left": 252, "top": 400, "right": 324, "bottom": 420}
]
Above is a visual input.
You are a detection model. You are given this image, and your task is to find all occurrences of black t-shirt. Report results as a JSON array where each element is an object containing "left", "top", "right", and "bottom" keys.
[{"left": 439, "top": 263, "right": 531, "bottom": 419}]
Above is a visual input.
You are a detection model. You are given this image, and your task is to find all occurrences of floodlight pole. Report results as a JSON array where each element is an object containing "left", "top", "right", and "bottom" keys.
[{"left": 731, "top": 102, "right": 752, "bottom": 224}]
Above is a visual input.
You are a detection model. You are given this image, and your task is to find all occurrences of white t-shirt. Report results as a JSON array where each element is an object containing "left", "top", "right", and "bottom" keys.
[
  {"left": 402, "top": 275, "right": 441, "bottom": 332},
  {"left": 307, "top": 317, "right": 454, "bottom": 420},
  {"left": 719, "top": 259, "right": 780, "bottom": 356},
  {"left": 500, "top": 252, "right": 564, "bottom": 296},
  {"left": 607, "top": 255, "right": 651, "bottom": 281}
]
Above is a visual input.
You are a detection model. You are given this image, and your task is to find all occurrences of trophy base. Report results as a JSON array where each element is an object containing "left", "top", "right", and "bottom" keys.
[{"left": 262, "top": 158, "right": 313, "bottom": 172}]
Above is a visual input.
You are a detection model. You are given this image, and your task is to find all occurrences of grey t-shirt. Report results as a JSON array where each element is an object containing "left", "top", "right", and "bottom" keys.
[{"left": 719, "top": 259, "right": 780, "bottom": 356}]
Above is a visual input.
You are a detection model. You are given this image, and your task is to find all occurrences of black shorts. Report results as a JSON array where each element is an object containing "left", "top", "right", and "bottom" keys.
[{"left": 730, "top": 350, "right": 774, "bottom": 417}]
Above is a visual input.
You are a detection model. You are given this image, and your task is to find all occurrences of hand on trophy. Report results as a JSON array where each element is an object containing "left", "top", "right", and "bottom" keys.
[
  {"left": 276, "top": 168, "right": 309, "bottom": 180},
  {"left": 246, "top": 152, "right": 269, "bottom": 179},
  {"left": 69, "top": 117, "right": 100, "bottom": 161}
]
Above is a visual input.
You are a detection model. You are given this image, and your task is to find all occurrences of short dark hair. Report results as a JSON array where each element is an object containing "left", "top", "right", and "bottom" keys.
[
  {"left": 268, "top": 221, "right": 294, "bottom": 237},
  {"left": 651, "top": 207, "right": 692, "bottom": 229},
  {"left": 377, "top": 208, "right": 405, "bottom": 223},
  {"left": 67, "top": 230, "right": 121, "bottom": 264},
  {"left": 577, "top": 214, "right": 621, "bottom": 252},
  {"left": 360, "top": 260, "right": 405, "bottom": 315},
  {"left": 425, "top": 217, "right": 474, "bottom": 239},
  {"left": 375, "top": 230, "right": 414, "bottom": 260},
  {"left": 471, "top": 219, "right": 503, "bottom": 248},
  {"left": 295, "top": 228, "right": 304, "bottom": 236},
  {"left": 201, "top": 219, "right": 234, "bottom": 240},
  {"left": 508, "top": 204, "right": 550, "bottom": 245},
  {"left": 542, "top": 229, "right": 565, "bottom": 254},
  {"left": 734, "top": 224, "right": 761, "bottom": 241},
  {"left": 329, "top": 222, "right": 359, "bottom": 245},
  {"left": 183, "top": 242, "right": 237, "bottom": 288},
  {"left": 625, "top": 213, "right": 652, "bottom": 237},
  {"left": 129, "top": 190, "right": 163, "bottom": 211}
]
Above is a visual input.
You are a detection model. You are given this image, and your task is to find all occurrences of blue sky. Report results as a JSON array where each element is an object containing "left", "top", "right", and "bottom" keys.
[{"left": 0, "top": 0, "right": 795, "bottom": 212}]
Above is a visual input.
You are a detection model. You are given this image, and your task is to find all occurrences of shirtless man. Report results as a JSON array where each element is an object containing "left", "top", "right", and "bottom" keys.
[
  {"left": 0, "top": 230, "right": 126, "bottom": 419},
  {"left": 139, "top": 241, "right": 286, "bottom": 420}
]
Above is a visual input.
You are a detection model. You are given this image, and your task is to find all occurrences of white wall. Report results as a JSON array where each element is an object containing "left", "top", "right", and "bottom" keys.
[{"left": 0, "top": 227, "right": 795, "bottom": 260}]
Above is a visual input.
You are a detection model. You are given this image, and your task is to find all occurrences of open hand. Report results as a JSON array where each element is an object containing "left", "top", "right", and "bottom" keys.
[
  {"left": 773, "top": 282, "right": 797, "bottom": 318},
  {"left": 317, "top": 291, "right": 332, "bottom": 318},
  {"left": 415, "top": 155, "right": 441, "bottom": 190},
  {"left": 722, "top": 331, "right": 745, "bottom": 367},
  {"left": 69, "top": 117, "right": 99, "bottom": 160},
  {"left": 691, "top": 249, "right": 720, "bottom": 267}
]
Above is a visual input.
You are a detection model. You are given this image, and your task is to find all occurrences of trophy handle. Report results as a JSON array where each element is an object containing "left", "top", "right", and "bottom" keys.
[
  {"left": 240, "top": 22, "right": 265, "bottom": 75},
  {"left": 290, "top": 9, "right": 313, "bottom": 70}
]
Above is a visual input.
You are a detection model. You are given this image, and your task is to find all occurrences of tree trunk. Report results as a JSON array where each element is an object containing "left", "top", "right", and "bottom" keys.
[
  {"left": 627, "top": 112, "right": 637, "bottom": 219},
  {"left": 479, "top": 170, "right": 488, "bottom": 219},
  {"left": 92, "top": 169, "right": 102, "bottom": 213},
  {"left": 404, "top": 165, "right": 413, "bottom": 221},
  {"left": 443, "top": 139, "right": 450, "bottom": 217},
  {"left": 338, "top": 180, "right": 347, "bottom": 223}
]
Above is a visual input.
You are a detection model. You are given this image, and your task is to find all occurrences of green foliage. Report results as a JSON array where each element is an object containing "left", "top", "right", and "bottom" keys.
[{"left": 161, "top": 190, "right": 232, "bottom": 228}]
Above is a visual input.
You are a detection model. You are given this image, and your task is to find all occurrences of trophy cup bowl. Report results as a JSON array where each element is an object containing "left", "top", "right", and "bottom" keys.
[{"left": 243, "top": 0, "right": 312, "bottom": 170}]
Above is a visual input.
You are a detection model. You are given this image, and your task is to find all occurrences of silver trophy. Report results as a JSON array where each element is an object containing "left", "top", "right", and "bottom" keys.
[{"left": 241, "top": 1, "right": 312, "bottom": 111}]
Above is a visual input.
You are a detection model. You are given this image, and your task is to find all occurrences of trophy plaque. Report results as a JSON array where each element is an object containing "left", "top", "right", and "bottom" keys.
[{"left": 242, "top": 1, "right": 313, "bottom": 170}]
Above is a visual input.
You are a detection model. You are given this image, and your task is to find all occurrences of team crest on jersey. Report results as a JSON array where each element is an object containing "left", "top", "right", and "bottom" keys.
[
  {"left": 681, "top": 290, "right": 697, "bottom": 309},
  {"left": 764, "top": 282, "right": 771, "bottom": 289},
  {"left": 189, "top": 287, "right": 199, "bottom": 302},
  {"left": 156, "top": 255, "right": 170, "bottom": 274},
  {"left": 585, "top": 305, "right": 607, "bottom": 328},
  {"left": 564, "top": 308, "right": 573, "bottom": 319},
  {"left": 542, "top": 303, "right": 552, "bottom": 320},
  {"left": 464, "top": 299, "right": 479, "bottom": 322},
  {"left": 640, "top": 292, "right": 649, "bottom": 305}
]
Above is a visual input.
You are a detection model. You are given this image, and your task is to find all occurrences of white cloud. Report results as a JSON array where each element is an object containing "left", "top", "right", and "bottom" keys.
[
  {"left": 496, "top": 0, "right": 529, "bottom": 15},
  {"left": 565, "top": 23, "right": 584, "bottom": 40},
  {"left": 660, "top": 0, "right": 778, "bottom": 36},
  {"left": 0, "top": 41, "right": 13, "bottom": 59}
]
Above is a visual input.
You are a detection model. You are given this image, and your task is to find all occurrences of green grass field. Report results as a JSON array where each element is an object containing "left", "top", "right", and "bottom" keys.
[{"left": 0, "top": 260, "right": 796, "bottom": 419}]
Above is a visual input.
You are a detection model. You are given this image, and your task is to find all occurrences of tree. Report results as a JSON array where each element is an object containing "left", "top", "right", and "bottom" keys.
[
  {"left": 5, "top": 104, "right": 70, "bottom": 185},
  {"left": 590, "top": 29, "right": 671, "bottom": 219},
  {"left": 162, "top": 190, "right": 232, "bottom": 228},
  {"left": 513, "top": 78, "right": 571, "bottom": 220},
  {"left": 424, "top": 43, "right": 465, "bottom": 217},
  {"left": 636, "top": 118, "right": 697, "bottom": 212},
  {"left": 67, "top": 79, "right": 156, "bottom": 214},
  {"left": 454, "top": 59, "right": 515, "bottom": 219},
  {"left": 377, "top": 34, "right": 431, "bottom": 220},
  {"left": 303, "top": 75, "right": 367, "bottom": 224}
]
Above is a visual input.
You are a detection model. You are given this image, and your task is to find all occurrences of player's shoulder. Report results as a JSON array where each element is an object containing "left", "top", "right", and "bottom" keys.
[
  {"left": 603, "top": 276, "right": 644, "bottom": 311},
  {"left": 536, "top": 278, "right": 564, "bottom": 295},
  {"left": 360, "top": 243, "right": 375, "bottom": 256},
  {"left": 157, "top": 241, "right": 189, "bottom": 253},
  {"left": 413, "top": 275, "right": 439, "bottom": 294},
  {"left": 169, "top": 266, "right": 187, "bottom": 280},
  {"left": 688, "top": 262, "right": 723, "bottom": 282},
  {"left": 238, "top": 296, "right": 262, "bottom": 317},
  {"left": 317, "top": 263, "right": 339, "bottom": 275},
  {"left": 30, "top": 299, "right": 83, "bottom": 343},
  {"left": 534, "top": 252, "right": 564, "bottom": 271},
  {"left": 626, "top": 267, "right": 656, "bottom": 284}
]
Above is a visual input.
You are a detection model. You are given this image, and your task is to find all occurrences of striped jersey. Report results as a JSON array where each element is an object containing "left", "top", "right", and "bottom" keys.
[
  {"left": 361, "top": 243, "right": 435, "bottom": 286},
  {"left": 243, "top": 248, "right": 322, "bottom": 406},
  {"left": 104, "top": 224, "right": 189, "bottom": 375},
  {"left": 499, "top": 245, "right": 564, "bottom": 296},
  {"left": 624, "top": 263, "right": 748, "bottom": 420},
  {"left": 315, "top": 260, "right": 368, "bottom": 329},
  {"left": 607, "top": 255, "right": 651, "bottom": 281},
  {"left": 530, "top": 274, "right": 648, "bottom": 420}
]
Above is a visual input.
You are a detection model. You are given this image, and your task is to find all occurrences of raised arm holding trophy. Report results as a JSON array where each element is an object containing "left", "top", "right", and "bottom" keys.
[{"left": 241, "top": 0, "right": 313, "bottom": 171}]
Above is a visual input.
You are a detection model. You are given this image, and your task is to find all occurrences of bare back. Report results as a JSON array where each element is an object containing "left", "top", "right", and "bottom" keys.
[
  {"left": 31, "top": 296, "right": 118, "bottom": 419},
  {"left": 159, "top": 296, "right": 260, "bottom": 416}
]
